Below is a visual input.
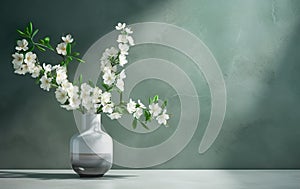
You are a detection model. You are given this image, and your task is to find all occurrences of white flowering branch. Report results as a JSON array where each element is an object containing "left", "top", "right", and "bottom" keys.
[{"left": 12, "top": 22, "right": 170, "bottom": 129}]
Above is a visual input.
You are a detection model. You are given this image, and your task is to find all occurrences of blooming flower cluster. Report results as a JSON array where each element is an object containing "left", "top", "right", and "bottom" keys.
[
  {"left": 11, "top": 22, "right": 170, "bottom": 128},
  {"left": 12, "top": 49, "right": 41, "bottom": 78},
  {"left": 100, "top": 23, "right": 134, "bottom": 93},
  {"left": 126, "top": 98, "right": 169, "bottom": 126}
]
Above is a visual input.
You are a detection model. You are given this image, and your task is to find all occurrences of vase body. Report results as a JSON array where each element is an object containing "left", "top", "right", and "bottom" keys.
[{"left": 70, "top": 114, "right": 113, "bottom": 177}]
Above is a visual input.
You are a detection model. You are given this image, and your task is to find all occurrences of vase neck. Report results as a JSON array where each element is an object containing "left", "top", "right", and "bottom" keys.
[{"left": 81, "top": 113, "right": 102, "bottom": 132}]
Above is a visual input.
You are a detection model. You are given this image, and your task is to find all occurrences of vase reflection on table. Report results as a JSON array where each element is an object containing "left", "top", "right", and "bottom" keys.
[{"left": 70, "top": 113, "right": 113, "bottom": 177}]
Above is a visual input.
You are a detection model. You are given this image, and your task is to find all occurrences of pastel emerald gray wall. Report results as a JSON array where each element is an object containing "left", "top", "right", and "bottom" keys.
[{"left": 1, "top": 0, "right": 300, "bottom": 168}]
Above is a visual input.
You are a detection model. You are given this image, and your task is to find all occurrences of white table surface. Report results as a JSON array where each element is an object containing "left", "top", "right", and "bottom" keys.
[{"left": 0, "top": 169, "right": 299, "bottom": 189}]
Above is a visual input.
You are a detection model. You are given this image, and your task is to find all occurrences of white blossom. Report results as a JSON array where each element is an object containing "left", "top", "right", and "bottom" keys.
[
  {"left": 80, "top": 83, "right": 93, "bottom": 94},
  {"left": 101, "top": 63, "right": 117, "bottom": 73},
  {"left": 116, "top": 79, "right": 124, "bottom": 92},
  {"left": 125, "top": 27, "right": 133, "bottom": 34},
  {"left": 100, "top": 92, "right": 111, "bottom": 105},
  {"left": 55, "top": 66, "right": 67, "bottom": 84},
  {"left": 52, "top": 65, "right": 62, "bottom": 70},
  {"left": 79, "top": 84, "right": 94, "bottom": 111},
  {"left": 30, "top": 65, "right": 42, "bottom": 78},
  {"left": 149, "top": 103, "right": 162, "bottom": 117},
  {"left": 115, "top": 23, "right": 126, "bottom": 30},
  {"left": 61, "top": 81, "right": 78, "bottom": 97},
  {"left": 100, "top": 61, "right": 108, "bottom": 70},
  {"left": 119, "top": 70, "right": 126, "bottom": 80},
  {"left": 43, "top": 63, "right": 52, "bottom": 73},
  {"left": 133, "top": 108, "right": 143, "bottom": 119},
  {"left": 61, "top": 105, "right": 71, "bottom": 110},
  {"left": 103, "top": 70, "right": 116, "bottom": 85},
  {"left": 138, "top": 99, "right": 146, "bottom": 109},
  {"left": 118, "top": 43, "right": 129, "bottom": 55},
  {"left": 80, "top": 90, "right": 91, "bottom": 104},
  {"left": 40, "top": 75, "right": 52, "bottom": 91},
  {"left": 117, "top": 34, "right": 128, "bottom": 44},
  {"left": 108, "top": 112, "right": 122, "bottom": 120},
  {"left": 103, "top": 65, "right": 117, "bottom": 73},
  {"left": 127, "top": 36, "right": 134, "bottom": 46},
  {"left": 127, "top": 98, "right": 136, "bottom": 114},
  {"left": 93, "top": 86, "right": 102, "bottom": 96},
  {"left": 56, "top": 42, "right": 67, "bottom": 55},
  {"left": 68, "top": 94, "right": 81, "bottom": 109},
  {"left": 119, "top": 54, "right": 128, "bottom": 66},
  {"left": 61, "top": 81, "right": 72, "bottom": 91},
  {"left": 67, "top": 85, "right": 79, "bottom": 97},
  {"left": 101, "top": 47, "right": 118, "bottom": 61},
  {"left": 92, "top": 87, "right": 102, "bottom": 104},
  {"left": 92, "top": 103, "right": 101, "bottom": 113},
  {"left": 102, "top": 103, "right": 114, "bottom": 113},
  {"left": 156, "top": 109, "right": 169, "bottom": 125},
  {"left": 82, "top": 98, "right": 94, "bottom": 113},
  {"left": 14, "top": 64, "right": 29, "bottom": 75},
  {"left": 15, "top": 39, "right": 28, "bottom": 51},
  {"left": 62, "top": 34, "right": 73, "bottom": 43},
  {"left": 12, "top": 52, "right": 24, "bottom": 69},
  {"left": 55, "top": 87, "right": 68, "bottom": 104},
  {"left": 24, "top": 52, "right": 37, "bottom": 68}
]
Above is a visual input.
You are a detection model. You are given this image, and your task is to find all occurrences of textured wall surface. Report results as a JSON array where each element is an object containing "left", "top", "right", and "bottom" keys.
[{"left": 0, "top": 0, "right": 300, "bottom": 168}]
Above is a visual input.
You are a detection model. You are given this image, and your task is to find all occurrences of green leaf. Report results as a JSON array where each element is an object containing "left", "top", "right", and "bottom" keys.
[
  {"left": 73, "top": 52, "right": 80, "bottom": 56},
  {"left": 102, "top": 83, "right": 113, "bottom": 91},
  {"left": 153, "top": 95, "right": 159, "bottom": 103},
  {"left": 64, "top": 59, "right": 70, "bottom": 66},
  {"left": 96, "top": 106, "right": 103, "bottom": 114},
  {"left": 44, "top": 36, "right": 50, "bottom": 43},
  {"left": 144, "top": 110, "right": 151, "bottom": 122},
  {"left": 25, "top": 26, "right": 30, "bottom": 35},
  {"left": 164, "top": 100, "right": 167, "bottom": 106},
  {"left": 78, "top": 74, "right": 83, "bottom": 84},
  {"left": 66, "top": 56, "right": 72, "bottom": 62},
  {"left": 46, "top": 44, "right": 54, "bottom": 51},
  {"left": 132, "top": 118, "right": 137, "bottom": 129},
  {"left": 66, "top": 43, "right": 71, "bottom": 55},
  {"left": 89, "top": 80, "right": 95, "bottom": 87},
  {"left": 149, "top": 97, "right": 152, "bottom": 104},
  {"left": 29, "top": 22, "right": 33, "bottom": 35},
  {"left": 17, "top": 30, "right": 29, "bottom": 38},
  {"left": 42, "top": 37, "right": 53, "bottom": 50},
  {"left": 32, "top": 29, "right": 39, "bottom": 38},
  {"left": 102, "top": 83, "right": 109, "bottom": 90},
  {"left": 36, "top": 45, "right": 46, "bottom": 52},
  {"left": 162, "top": 100, "right": 168, "bottom": 109},
  {"left": 28, "top": 46, "right": 35, "bottom": 52},
  {"left": 39, "top": 39, "right": 45, "bottom": 45},
  {"left": 74, "top": 57, "right": 85, "bottom": 63},
  {"left": 139, "top": 121, "right": 150, "bottom": 130},
  {"left": 16, "top": 29, "right": 25, "bottom": 35}
]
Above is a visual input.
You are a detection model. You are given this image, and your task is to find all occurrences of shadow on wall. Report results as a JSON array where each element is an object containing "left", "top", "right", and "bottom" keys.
[{"left": 218, "top": 2, "right": 300, "bottom": 168}]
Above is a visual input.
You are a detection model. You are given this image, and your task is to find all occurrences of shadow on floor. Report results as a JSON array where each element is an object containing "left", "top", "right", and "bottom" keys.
[{"left": 0, "top": 170, "right": 137, "bottom": 180}]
